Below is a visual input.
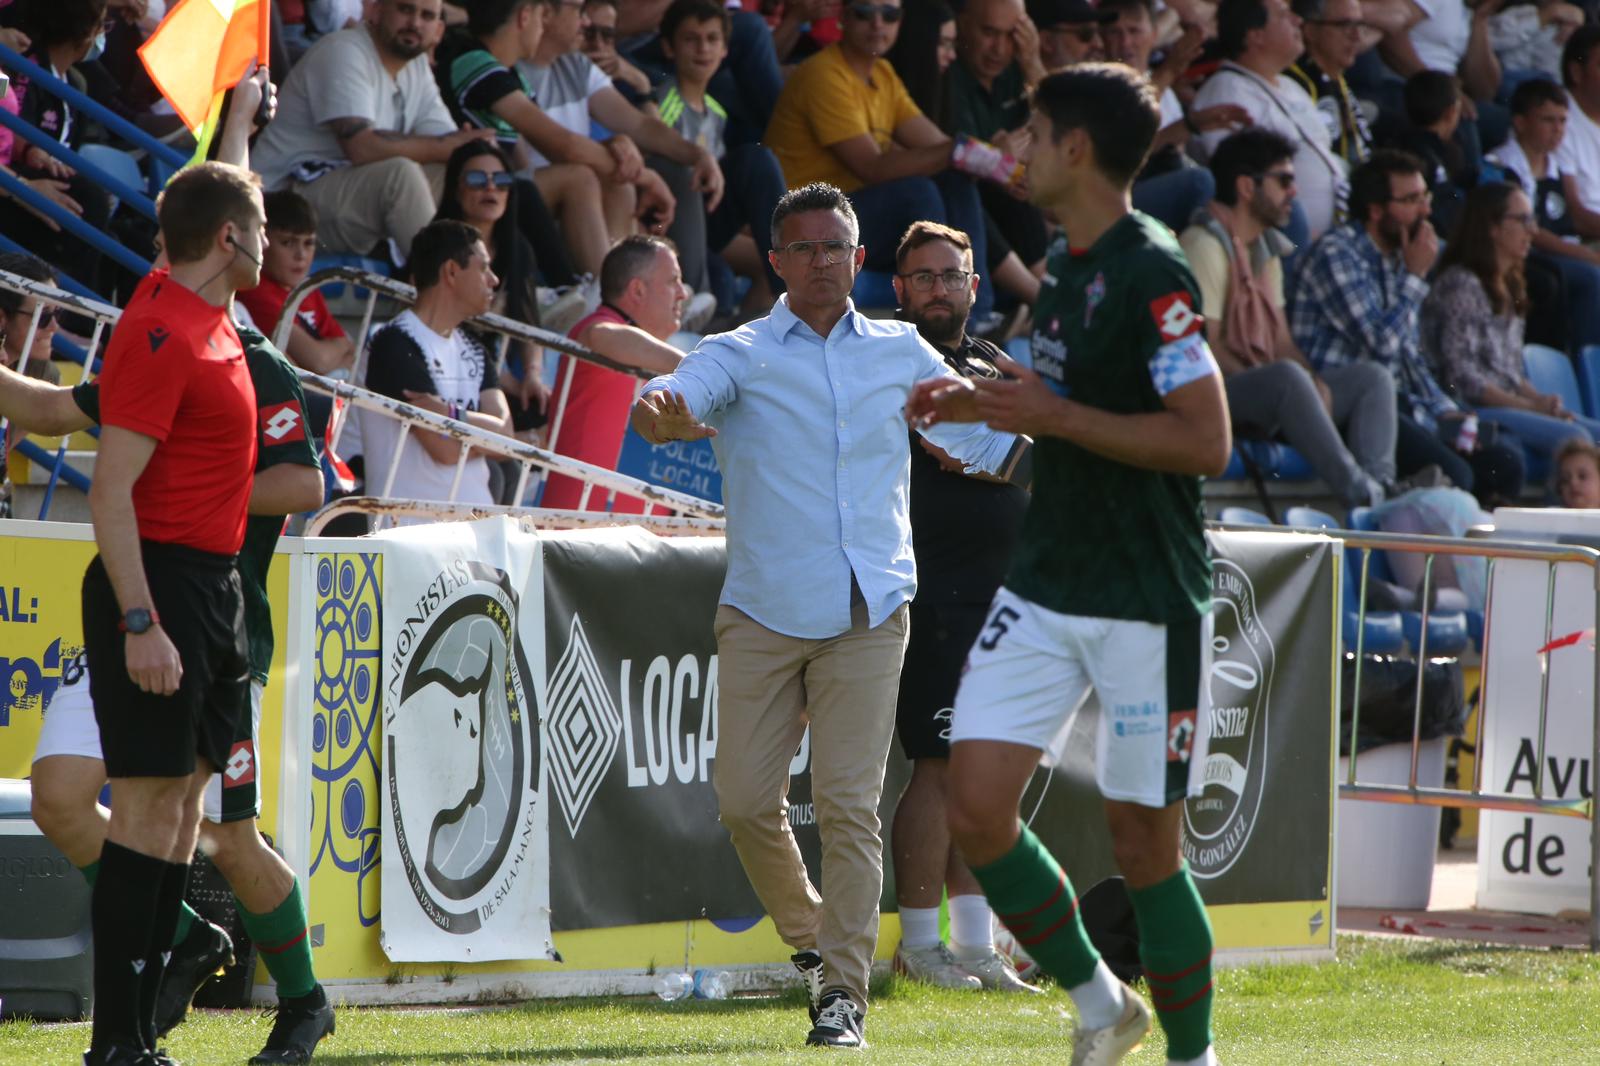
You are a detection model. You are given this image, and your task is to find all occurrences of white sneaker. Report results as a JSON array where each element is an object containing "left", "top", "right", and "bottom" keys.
[
  {"left": 892, "top": 941, "right": 982, "bottom": 990},
  {"left": 680, "top": 291, "right": 717, "bottom": 334},
  {"left": 957, "top": 949, "right": 1045, "bottom": 993},
  {"left": 1070, "top": 983, "right": 1151, "bottom": 1066}
]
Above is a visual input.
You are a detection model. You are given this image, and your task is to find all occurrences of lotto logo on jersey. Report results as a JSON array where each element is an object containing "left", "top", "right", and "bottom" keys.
[
  {"left": 259, "top": 401, "right": 306, "bottom": 443},
  {"left": 1149, "top": 291, "right": 1201, "bottom": 341},
  {"left": 225, "top": 741, "right": 257, "bottom": 785},
  {"left": 1167, "top": 710, "right": 1197, "bottom": 763}
]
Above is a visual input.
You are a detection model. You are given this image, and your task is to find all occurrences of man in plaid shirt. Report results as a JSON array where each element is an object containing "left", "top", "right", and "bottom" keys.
[{"left": 1289, "top": 149, "right": 1525, "bottom": 503}]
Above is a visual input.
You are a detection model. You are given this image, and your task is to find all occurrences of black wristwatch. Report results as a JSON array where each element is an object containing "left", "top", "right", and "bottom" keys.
[{"left": 118, "top": 607, "right": 159, "bottom": 635}]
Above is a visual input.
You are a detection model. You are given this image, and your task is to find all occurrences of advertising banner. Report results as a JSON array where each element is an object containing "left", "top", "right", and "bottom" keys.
[{"left": 377, "top": 519, "right": 554, "bottom": 962}]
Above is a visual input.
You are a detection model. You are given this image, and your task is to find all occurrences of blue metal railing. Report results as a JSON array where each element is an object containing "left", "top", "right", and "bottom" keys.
[
  {"left": 0, "top": 232, "right": 97, "bottom": 299},
  {"left": 0, "top": 169, "right": 151, "bottom": 275},
  {"left": 0, "top": 45, "right": 187, "bottom": 172},
  {"left": 0, "top": 109, "right": 157, "bottom": 220}
]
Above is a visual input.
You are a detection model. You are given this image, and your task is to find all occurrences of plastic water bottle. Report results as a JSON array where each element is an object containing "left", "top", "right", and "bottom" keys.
[
  {"left": 693, "top": 969, "right": 731, "bottom": 1000},
  {"left": 655, "top": 972, "right": 693, "bottom": 1001}
]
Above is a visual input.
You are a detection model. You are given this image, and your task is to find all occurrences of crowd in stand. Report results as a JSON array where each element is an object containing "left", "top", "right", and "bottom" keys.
[{"left": 11, "top": 0, "right": 1600, "bottom": 513}]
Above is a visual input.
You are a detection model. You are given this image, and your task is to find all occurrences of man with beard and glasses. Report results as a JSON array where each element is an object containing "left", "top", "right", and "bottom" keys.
[
  {"left": 252, "top": 0, "right": 497, "bottom": 260},
  {"left": 885, "top": 221, "right": 1036, "bottom": 995},
  {"left": 1181, "top": 129, "right": 1400, "bottom": 508},
  {"left": 1290, "top": 148, "right": 1525, "bottom": 503}
]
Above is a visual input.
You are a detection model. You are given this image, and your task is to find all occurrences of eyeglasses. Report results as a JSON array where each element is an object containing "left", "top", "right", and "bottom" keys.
[
  {"left": 898, "top": 269, "right": 973, "bottom": 292},
  {"left": 847, "top": 3, "right": 903, "bottom": 23},
  {"left": 1501, "top": 211, "right": 1537, "bottom": 230},
  {"left": 1308, "top": 17, "right": 1369, "bottom": 32},
  {"left": 13, "top": 306, "right": 56, "bottom": 328},
  {"left": 779, "top": 239, "right": 857, "bottom": 264},
  {"left": 1389, "top": 189, "right": 1433, "bottom": 206},
  {"left": 582, "top": 24, "right": 616, "bottom": 41},
  {"left": 1257, "top": 169, "right": 1296, "bottom": 188},
  {"left": 464, "top": 170, "right": 515, "bottom": 189}
]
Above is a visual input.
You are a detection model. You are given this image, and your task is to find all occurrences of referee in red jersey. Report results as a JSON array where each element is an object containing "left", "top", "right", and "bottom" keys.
[{"left": 82, "top": 162, "right": 267, "bottom": 1066}]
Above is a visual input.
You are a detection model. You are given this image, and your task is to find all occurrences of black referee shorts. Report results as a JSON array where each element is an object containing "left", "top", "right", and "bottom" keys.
[
  {"left": 82, "top": 542, "right": 250, "bottom": 779},
  {"left": 896, "top": 601, "right": 991, "bottom": 761}
]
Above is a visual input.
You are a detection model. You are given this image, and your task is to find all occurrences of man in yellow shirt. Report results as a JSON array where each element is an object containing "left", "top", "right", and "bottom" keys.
[{"left": 766, "top": 0, "right": 995, "bottom": 322}]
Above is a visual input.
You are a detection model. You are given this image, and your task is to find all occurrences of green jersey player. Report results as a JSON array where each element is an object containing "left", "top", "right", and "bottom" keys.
[{"left": 908, "top": 63, "right": 1232, "bottom": 1066}]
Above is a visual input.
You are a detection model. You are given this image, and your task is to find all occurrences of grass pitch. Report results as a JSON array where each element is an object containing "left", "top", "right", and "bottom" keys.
[{"left": 3, "top": 935, "right": 1597, "bottom": 1065}]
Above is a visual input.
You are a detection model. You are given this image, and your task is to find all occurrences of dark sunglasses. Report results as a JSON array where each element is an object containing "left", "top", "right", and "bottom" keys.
[
  {"left": 12, "top": 306, "right": 56, "bottom": 327},
  {"left": 583, "top": 24, "right": 616, "bottom": 41},
  {"left": 464, "top": 170, "right": 515, "bottom": 189},
  {"left": 847, "top": 3, "right": 903, "bottom": 22}
]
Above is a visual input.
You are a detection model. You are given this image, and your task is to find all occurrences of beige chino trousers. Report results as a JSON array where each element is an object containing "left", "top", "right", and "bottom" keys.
[{"left": 712, "top": 600, "right": 909, "bottom": 1006}]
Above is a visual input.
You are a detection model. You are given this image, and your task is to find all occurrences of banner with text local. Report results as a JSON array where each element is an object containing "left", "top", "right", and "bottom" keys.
[{"left": 378, "top": 518, "right": 554, "bottom": 962}]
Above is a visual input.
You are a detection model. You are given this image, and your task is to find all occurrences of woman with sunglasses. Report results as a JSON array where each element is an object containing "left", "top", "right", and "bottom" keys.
[
  {"left": 0, "top": 251, "right": 63, "bottom": 386},
  {"left": 432, "top": 141, "right": 552, "bottom": 451}
]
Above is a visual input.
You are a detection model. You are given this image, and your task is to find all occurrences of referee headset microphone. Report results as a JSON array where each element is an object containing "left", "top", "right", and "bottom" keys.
[{"left": 227, "top": 233, "right": 263, "bottom": 268}]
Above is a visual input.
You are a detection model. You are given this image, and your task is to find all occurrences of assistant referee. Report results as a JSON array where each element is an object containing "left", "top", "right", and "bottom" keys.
[{"left": 82, "top": 162, "right": 267, "bottom": 1066}]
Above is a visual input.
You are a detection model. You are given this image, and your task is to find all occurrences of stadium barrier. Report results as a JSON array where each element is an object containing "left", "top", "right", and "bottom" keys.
[
  {"left": 0, "top": 269, "right": 112, "bottom": 518},
  {"left": 1261, "top": 523, "right": 1600, "bottom": 948}
]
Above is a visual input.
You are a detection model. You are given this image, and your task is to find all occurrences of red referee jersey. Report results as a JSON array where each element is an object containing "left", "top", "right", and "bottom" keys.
[{"left": 97, "top": 269, "right": 257, "bottom": 555}]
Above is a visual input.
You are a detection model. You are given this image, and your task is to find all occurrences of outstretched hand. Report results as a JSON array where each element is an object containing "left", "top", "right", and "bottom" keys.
[
  {"left": 636, "top": 390, "right": 715, "bottom": 444},
  {"left": 968, "top": 355, "right": 1066, "bottom": 437},
  {"left": 906, "top": 376, "right": 981, "bottom": 428}
]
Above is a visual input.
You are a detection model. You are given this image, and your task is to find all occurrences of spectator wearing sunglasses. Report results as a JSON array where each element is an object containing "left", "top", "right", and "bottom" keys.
[
  {"left": 1029, "top": 0, "right": 1108, "bottom": 70},
  {"left": 766, "top": 0, "right": 999, "bottom": 327},
  {"left": 580, "top": 0, "right": 653, "bottom": 102},
  {"left": 0, "top": 252, "right": 62, "bottom": 386},
  {"left": 1286, "top": 0, "right": 1375, "bottom": 167}
]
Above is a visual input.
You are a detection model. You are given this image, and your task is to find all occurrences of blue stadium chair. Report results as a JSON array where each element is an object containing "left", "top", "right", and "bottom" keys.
[
  {"left": 851, "top": 270, "right": 897, "bottom": 310},
  {"left": 1347, "top": 506, "right": 1470, "bottom": 654},
  {"left": 1005, "top": 335, "right": 1032, "bottom": 367},
  {"left": 1285, "top": 506, "right": 1406, "bottom": 653},
  {"left": 1578, "top": 345, "right": 1600, "bottom": 419},
  {"left": 1218, "top": 506, "right": 1273, "bottom": 525},
  {"left": 1524, "top": 344, "right": 1585, "bottom": 417},
  {"left": 1224, "top": 439, "right": 1317, "bottom": 481},
  {"left": 310, "top": 253, "right": 392, "bottom": 302}
]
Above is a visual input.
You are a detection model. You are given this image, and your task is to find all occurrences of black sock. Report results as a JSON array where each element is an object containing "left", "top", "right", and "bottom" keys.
[
  {"left": 91, "top": 841, "right": 169, "bottom": 1053},
  {"left": 137, "top": 859, "right": 192, "bottom": 1048}
]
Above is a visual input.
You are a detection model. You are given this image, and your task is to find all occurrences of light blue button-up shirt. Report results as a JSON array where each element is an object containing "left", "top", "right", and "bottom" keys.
[{"left": 644, "top": 296, "right": 1019, "bottom": 639}]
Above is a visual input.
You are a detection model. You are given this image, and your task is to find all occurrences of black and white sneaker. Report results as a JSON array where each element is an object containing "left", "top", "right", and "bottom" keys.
[
  {"left": 806, "top": 989, "right": 867, "bottom": 1049},
  {"left": 155, "top": 918, "right": 234, "bottom": 1036},
  {"left": 791, "top": 949, "right": 824, "bottom": 1022}
]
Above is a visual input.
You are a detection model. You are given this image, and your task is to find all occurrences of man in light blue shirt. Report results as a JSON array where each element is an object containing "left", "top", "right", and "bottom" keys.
[{"left": 632, "top": 182, "right": 1027, "bottom": 1050}]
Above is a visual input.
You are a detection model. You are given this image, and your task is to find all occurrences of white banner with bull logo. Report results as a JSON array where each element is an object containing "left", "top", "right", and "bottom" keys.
[{"left": 378, "top": 518, "right": 553, "bottom": 962}]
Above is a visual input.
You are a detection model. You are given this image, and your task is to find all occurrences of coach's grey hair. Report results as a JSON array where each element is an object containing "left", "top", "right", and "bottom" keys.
[{"left": 769, "top": 183, "right": 861, "bottom": 249}]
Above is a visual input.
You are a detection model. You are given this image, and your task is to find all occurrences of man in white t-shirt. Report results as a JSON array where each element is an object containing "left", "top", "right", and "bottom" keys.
[
  {"left": 1378, "top": 0, "right": 1500, "bottom": 103},
  {"left": 519, "top": 0, "right": 726, "bottom": 294},
  {"left": 359, "top": 221, "right": 513, "bottom": 513},
  {"left": 1555, "top": 26, "right": 1600, "bottom": 221},
  {"left": 252, "top": 0, "right": 495, "bottom": 259},
  {"left": 1194, "top": 0, "right": 1348, "bottom": 237}
]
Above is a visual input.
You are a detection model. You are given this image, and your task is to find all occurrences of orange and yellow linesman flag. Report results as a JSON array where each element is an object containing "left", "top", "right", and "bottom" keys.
[{"left": 138, "top": 0, "right": 270, "bottom": 163}]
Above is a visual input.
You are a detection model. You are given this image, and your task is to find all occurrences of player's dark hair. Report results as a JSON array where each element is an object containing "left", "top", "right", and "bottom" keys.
[
  {"left": 600, "top": 234, "right": 678, "bottom": 303},
  {"left": 263, "top": 189, "right": 318, "bottom": 236},
  {"left": 410, "top": 220, "right": 484, "bottom": 290},
  {"left": 1511, "top": 77, "right": 1567, "bottom": 117},
  {"left": 1099, "top": 0, "right": 1155, "bottom": 21},
  {"left": 465, "top": 0, "right": 544, "bottom": 38},
  {"left": 1210, "top": 128, "right": 1297, "bottom": 206},
  {"left": 0, "top": 252, "right": 54, "bottom": 316},
  {"left": 661, "top": 0, "right": 730, "bottom": 40},
  {"left": 770, "top": 182, "right": 861, "bottom": 248},
  {"left": 1347, "top": 148, "right": 1426, "bottom": 223},
  {"left": 1564, "top": 25, "right": 1600, "bottom": 89},
  {"left": 157, "top": 162, "right": 262, "bottom": 265},
  {"left": 1216, "top": 0, "right": 1269, "bottom": 60},
  {"left": 1031, "top": 64, "right": 1160, "bottom": 187},
  {"left": 895, "top": 220, "right": 972, "bottom": 270},
  {"left": 1404, "top": 70, "right": 1460, "bottom": 128}
]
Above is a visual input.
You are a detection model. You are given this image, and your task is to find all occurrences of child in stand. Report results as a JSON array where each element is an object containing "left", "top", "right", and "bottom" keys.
[
  {"left": 238, "top": 190, "right": 355, "bottom": 380},
  {"left": 1556, "top": 437, "right": 1600, "bottom": 508},
  {"left": 654, "top": 0, "right": 786, "bottom": 319}
]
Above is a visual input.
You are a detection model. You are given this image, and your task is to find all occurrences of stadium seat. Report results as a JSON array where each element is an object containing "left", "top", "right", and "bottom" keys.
[
  {"left": 1220, "top": 439, "right": 1317, "bottom": 482},
  {"left": 1578, "top": 345, "right": 1600, "bottom": 419},
  {"left": 309, "top": 253, "right": 392, "bottom": 305},
  {"left": 1005, "top": 335, "right": 1031, "bottom": 367},
  {"left": 1346, "top": 506, "right": 1471, "bottom": 655},
  {"left": 851, "top": 270, "right": 896, "bottom": 310},
  {"left": 1524, "top": 344, "right": 1585, "bottom": 417},
  {"left": 1285, "top": 506, "right": 1406, "bottom": 654},
  {"left": 1218, "top": 506, "right": 1273, "bottom": 525}
]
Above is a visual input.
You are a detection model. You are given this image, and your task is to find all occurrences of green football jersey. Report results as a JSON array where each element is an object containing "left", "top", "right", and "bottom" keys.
[{"left": 1006, "top": 211, "right": 1215, "bottom": 624}]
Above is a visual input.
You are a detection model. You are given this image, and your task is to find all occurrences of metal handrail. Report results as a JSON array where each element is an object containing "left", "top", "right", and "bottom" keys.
[
  {"left": 0, "top": 44, "right": 188, "bottom": 170},
  {"left": 305, "top": 497, "right": 725, "bottom": 537},
  {"left": 0, "top": 168, "right": 152, "bottom": 275},
  {"left": 1217, "top": 521, "right": 1600, "bottom": 950},
  {"left": 0, "top": 108, "right": 157, "bottom": 219}
]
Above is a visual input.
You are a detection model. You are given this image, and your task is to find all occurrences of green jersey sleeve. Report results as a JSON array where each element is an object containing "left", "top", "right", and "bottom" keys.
[{"left": 242, "top": 327, "right": 321, "bottom": 474}]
